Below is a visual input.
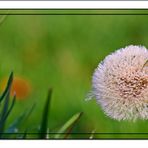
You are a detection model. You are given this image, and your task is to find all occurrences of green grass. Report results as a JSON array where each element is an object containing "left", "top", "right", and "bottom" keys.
[{"left": 0, "top": 10, "right": 148, "bottom": 139}]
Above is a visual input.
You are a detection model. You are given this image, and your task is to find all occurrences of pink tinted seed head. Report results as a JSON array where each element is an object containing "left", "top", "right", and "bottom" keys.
[{"left": 92, "top": 45, "right": 148, "bottom": 121}]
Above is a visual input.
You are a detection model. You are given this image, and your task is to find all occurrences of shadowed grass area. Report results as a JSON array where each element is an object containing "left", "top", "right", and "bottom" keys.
[{"left": 0, "top": 10, "right": 148, "bottom": 139}]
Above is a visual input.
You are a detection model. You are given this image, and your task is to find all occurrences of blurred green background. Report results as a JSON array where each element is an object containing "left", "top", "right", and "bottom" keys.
[{"left": 0, "top": 10, "right": 148, "bottom": 138}]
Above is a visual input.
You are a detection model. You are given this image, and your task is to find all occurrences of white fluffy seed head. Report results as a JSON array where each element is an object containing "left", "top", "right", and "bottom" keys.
[{"left": 92, "top": 45, "right": 148, "bottom": 121}]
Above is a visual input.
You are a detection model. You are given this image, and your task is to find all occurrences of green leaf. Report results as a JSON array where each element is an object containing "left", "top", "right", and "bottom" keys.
[
  {"left": 0, "top": 72, "right": 13, "bottom": 103},
  {"left": 54, "top": 112, "right": 83, "bottom": 139},
  {"left": 39, "top": 88, "right": 52, "bottom": 139},
  {"left": 6, "top": 103, "right": 35, "bottom": 133}
]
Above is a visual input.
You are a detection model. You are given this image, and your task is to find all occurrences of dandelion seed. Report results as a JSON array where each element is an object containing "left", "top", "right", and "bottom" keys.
[
  {"left": 92, "top": 45, "right": 148, "bottom": 121},
  {"left": 85, "top": 91, "right": 95, "bottom": 101}
]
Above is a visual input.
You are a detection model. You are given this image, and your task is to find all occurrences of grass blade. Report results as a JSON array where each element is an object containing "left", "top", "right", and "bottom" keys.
[
  {"left": 54, "top": 112, "right": 83, "bottom": 139},
  {"left": 22, "top": 129, "right": 28, "bottom": 139},
  {"left": 0, "top": 95, "right": 15, "bottom": 135},
  {"left": 0, "top": 10, "right": 10, "bottom": 27},
  {"left": 0, "top": 15, "right": 8, "bottom": 26},
  {"left": 6, "top": 103, "right": 35, "bottom": 133},
  {"left": 0, "top": 72, "right": 13, "bottom": 135},
  {"left": 0, "top": 95, "right": 16, "bottom": 126},
  {"left": 0, "top": 92, "right": 10, "bottom": 134},
  {"left": 16, "top": 128, "right": 28, "bottom": 139},
  {"left": 0, "top": 72, "right": 13, "bottom": 103},
  {"left": 89, "top": 130, "right": 95, "bottom": 139},
  {"left": 39, "top": 88, "right": 52, "bottom": 139}
]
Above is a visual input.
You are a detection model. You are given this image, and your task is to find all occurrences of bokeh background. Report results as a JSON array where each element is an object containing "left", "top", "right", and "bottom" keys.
[{"left": 0, "top": 10, "right": 148, "bottom": 138}]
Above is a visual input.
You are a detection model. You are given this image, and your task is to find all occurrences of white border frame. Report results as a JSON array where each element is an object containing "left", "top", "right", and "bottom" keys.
[
  {"left": 0, "top": 1, "right": 148, "bottom": 9},
  {"left": 1, "top": 140, "right": 148, "bottom": 148}
]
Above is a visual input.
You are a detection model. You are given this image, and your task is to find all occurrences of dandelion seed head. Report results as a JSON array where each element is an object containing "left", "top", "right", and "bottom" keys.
[{"left": 92, "top": 45, "right": 148, "bottom": 121}]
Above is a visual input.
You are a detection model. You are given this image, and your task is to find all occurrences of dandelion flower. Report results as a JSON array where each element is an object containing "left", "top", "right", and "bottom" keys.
[
  {"left": 0, "top": 76, "right": 31, "bottom": 100},
  {"left": 92, "top": 45, "right": 148, "bottom": 121}
]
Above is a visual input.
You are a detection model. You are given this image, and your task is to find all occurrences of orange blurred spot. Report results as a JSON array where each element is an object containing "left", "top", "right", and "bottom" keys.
[{"left": 0, "top": 76, "right": 32, "bottom": 100}]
